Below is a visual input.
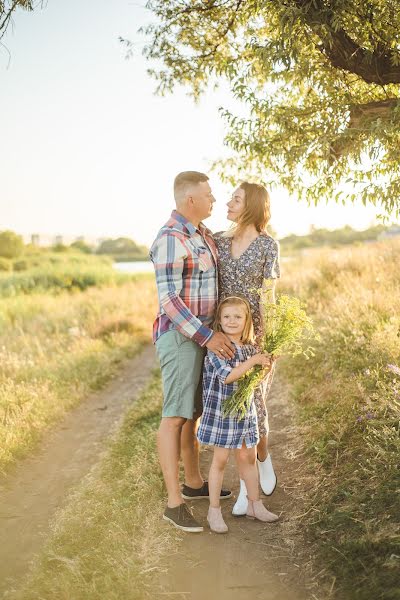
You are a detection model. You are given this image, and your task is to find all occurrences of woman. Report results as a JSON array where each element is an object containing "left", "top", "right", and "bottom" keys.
[{"left": 214, "top": 182, "right": 280, "bottom": 515}]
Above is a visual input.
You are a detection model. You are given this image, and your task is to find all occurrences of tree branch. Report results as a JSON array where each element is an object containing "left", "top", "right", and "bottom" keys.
[
  {"left": 330, "top": 98, "right": 399, "bottom": 159},
  {"left": 293, "top": 0, "right": 400, "bottom": 84}
]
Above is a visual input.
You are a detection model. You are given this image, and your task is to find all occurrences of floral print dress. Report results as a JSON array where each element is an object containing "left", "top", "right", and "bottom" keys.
[{"left": 215, "top": 232, "right": 280, "bottom": 438}]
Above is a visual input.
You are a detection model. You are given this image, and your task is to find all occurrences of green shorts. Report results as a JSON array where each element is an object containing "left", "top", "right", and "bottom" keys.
[{"left": 155, "top": 329, "right": 206, "bottom": 420}]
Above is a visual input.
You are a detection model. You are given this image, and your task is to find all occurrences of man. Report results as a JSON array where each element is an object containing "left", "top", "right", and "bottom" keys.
[{"left": 150, "top": 171, "right": 235, "bottom": 532}]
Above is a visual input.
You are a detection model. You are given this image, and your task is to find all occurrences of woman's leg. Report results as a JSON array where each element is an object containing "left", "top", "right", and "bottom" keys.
[
  {"left": 255, "top": 367, "right": 277, "bottom": 495},
  {"left": 257, "top": 435, "right": 269, "bottom": 462},
  {"left": 209, "top": 447, "right": 230, "bottom": 508},
  {"left": 254, "top": 376, "right": 270, "bottom": 461}
]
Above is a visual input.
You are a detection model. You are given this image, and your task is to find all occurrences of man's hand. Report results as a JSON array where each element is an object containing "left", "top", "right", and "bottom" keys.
[{"left": 206, "top": 332, "right": 235, "bottom": 359}]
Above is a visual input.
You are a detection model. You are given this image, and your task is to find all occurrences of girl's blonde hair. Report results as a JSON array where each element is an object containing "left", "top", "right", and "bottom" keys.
[
  {"left": 224, "top": 181, "right": 271, "bottom": 238},
  {"left": 213, "top": 296, "right": 255, "bottom": 344}
]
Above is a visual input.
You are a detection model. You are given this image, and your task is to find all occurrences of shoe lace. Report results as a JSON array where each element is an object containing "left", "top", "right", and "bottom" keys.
[{"left": 179, "top": 504, "right": 194, "bottom": 523}]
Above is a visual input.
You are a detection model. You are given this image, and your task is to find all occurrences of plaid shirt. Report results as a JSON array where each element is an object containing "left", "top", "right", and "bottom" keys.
[{"left": 150, "top": 210, "right": 218, "bottom": 346}]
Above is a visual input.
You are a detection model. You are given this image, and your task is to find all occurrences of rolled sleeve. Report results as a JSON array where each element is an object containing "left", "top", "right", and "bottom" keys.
[
  {"left": 208, "top": 351, "right": 234, "bottom": 384},
  {"left": 151, "top": 234, "right": 213, "bottom": 346}
]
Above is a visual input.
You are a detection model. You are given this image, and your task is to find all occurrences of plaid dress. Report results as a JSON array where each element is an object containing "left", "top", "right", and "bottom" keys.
[{"left": 197, "top": 343, "right": 259, "bottom": 449}]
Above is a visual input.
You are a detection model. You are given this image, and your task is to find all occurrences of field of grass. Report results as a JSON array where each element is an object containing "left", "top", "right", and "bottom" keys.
[
  {"left": 3, "top": 238, "right": 399, "bottom": 600},
  {"left": 11, "top": 372, "right": 178, "bottom": 600},
  {"left": 0, "top": 276, "right": 157, "bottom": 473},
  {"left": 0, "top": 251, "right": 134, "bottom": 297},
  {"left": 280, "top": 240, "right": 400, "bottom": 600}
]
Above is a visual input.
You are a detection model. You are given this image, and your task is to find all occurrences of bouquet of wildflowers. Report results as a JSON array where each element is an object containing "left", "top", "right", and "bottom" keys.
[{"left": 223, "top": 287, "right": 317, "bottom": 420}]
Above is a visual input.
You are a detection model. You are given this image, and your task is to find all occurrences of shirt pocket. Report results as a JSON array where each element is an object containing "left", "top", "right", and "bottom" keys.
[{"left": 189, "top": 242, "right": 214, "bottom": 272}]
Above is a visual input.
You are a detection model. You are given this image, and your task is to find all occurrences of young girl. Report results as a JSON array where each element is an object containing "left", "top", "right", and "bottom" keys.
[{"left": 197, "top": 296, "right": 279, "bottom": 533}]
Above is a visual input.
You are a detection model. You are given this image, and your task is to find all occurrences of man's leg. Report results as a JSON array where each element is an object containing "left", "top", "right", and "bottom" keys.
[
  {"left": 157, "top": 416, "right": 187, "bottom": 508},
  {"left": 181, "top": 416, "right": 203, "bottom": 489}
]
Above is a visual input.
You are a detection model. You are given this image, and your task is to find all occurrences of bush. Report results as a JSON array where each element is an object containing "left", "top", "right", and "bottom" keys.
[
  {"left": 52, "top": 244, "right": 68, "bottom": 253},
  {"left": 70, "top": 240, "right": 92, "bottom": 254},
  {"left": 0, "top": 257, "right": 12, "bottom": 272},
  {"left": 0, "top": 230, "right": 24, "bottom": 259},
  {"left": 13, "top": 259, "right": 28, "bottom": 272}
]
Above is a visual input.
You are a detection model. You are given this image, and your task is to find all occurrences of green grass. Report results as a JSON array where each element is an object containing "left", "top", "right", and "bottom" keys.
[
  {"left": 0, "top": 277, "right": 157, "bottom": 472},
  {"left": 12, "top": 372, "right": 178, "bottom": 600},
  {"left": 280, "top": 240, "right": 400, "bottom": 600},
  {"left": 0, "top": 252, "right": 135, "bottom": 297}
]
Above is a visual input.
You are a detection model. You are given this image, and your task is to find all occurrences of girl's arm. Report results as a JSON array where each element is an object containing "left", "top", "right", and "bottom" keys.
[{"left": 225, "top": 353, "right": 271, "bottom": 384}]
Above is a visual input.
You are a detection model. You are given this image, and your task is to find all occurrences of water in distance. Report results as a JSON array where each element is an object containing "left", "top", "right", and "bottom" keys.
[{"left": 113, "top": 261, "right": 153, "bottom": 274}]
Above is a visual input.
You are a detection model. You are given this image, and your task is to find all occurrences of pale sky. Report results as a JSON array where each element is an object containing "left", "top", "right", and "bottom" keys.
[{"left": 0, "top": 0, "right": 383, "bottom": 246}]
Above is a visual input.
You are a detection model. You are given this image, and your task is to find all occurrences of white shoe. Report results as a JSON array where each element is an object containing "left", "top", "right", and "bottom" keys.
[
  {"left": 257, "top": 453, "right": 277, "bottom": 496},
  {"left": 232, "top": 479, "right": 248, "bottom": 516}
]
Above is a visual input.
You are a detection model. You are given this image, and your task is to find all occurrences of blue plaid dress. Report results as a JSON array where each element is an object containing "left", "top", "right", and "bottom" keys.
[{"left": 197, "top": 343, "right": 259, "bottom": 449}]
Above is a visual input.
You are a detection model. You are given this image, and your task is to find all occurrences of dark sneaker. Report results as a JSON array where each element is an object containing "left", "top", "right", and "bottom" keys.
[
  {"left": 163, "top": 503, "right": 203, "bottom": 533},
  {"left": 181, "top": 481, "right": 232, "bottom": 500}
]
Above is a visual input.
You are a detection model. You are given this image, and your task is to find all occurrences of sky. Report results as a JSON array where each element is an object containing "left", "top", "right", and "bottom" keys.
[{"left": 0, "top": 0, "right": 384, "bottom": 246}]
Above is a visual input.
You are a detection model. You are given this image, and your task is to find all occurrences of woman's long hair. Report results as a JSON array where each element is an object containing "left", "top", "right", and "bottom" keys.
[
  {"left": 224, "top": 181, "right": 271, "bottom": 238},
  {"left": 213, "top": 296, "right": 255, "bottom": 344}
]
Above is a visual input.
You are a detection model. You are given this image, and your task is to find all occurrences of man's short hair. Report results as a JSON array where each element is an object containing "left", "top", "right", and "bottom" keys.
[{"left": 174, "top": 171, "right": 209, "bottom": 202}]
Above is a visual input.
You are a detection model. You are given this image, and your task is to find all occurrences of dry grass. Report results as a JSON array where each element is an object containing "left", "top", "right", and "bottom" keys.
[
  {"left": 279, "top": 240, "right": 400, "bottom": 600},
  {"left": 11, "top": 372, "right": 178, "bottom": 600},
  {"left": 0, "top": 276, "right": 157, "bottom": 472}
]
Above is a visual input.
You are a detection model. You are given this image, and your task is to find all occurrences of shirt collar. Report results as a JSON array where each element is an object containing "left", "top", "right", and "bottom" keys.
[{"left": 171, "top": 210, "right": 210, "bottom": 237}]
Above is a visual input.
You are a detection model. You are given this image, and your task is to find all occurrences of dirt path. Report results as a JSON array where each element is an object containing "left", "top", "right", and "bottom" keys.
[
  {"left": 0, "top": 344, "right": 157, "bottom": 597},
  {"left": 160, "top": 370, "right": 324, "bottom": 600}
]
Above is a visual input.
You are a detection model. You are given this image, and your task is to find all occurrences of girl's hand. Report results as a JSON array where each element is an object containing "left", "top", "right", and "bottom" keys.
[{"left": 252, "top": 353, "right": 272, "bottom": 368}]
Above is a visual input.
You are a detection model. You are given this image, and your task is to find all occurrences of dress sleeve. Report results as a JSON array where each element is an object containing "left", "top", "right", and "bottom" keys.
[
  {"left": 207, "top": 350, "right": 234, "bottom": 384},
  {"left": 263, "top": 239, "right": 281, "bottom": 279}
]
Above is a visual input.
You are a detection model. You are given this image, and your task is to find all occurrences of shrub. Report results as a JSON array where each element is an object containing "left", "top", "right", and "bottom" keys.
[
  {"left": 13, "top": 259, "right": 28, "bottom": 272},
  {"left": 70, "top": 240, "right": 92, "bottom": 254},
  {"left": 0, "top": 230, "right": 24, "bottom": 259},
  {"left": 0, "top": 257, "right": 12, "bottom": 272}
]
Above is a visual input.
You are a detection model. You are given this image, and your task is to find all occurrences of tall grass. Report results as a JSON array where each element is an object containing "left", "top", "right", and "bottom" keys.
[
  {"left": 0, "top": 277, "right": 157, "bottom": 472},
  {"left": 11, "top": 372, "right": 178, "bottom": 600},
  {"left": 0, "top": 253, "right": 133, "bottom": 297},
  {"left": 280, "top": 240, "right": 400, "bottom": 600}
]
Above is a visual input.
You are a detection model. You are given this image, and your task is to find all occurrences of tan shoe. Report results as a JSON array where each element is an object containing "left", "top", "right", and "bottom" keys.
[
  {"left": 246, "top": 498, "right": 279, "bottom": 523},
  {"left": 207, "top": 506, "right": 228, "bottom": 533}
]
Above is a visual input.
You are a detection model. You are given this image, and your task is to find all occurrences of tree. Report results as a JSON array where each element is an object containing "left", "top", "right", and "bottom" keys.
[
  {"left": 97, "top": 237, "right": 141, "bottom": 255},
  {"left": 0, "top": 230, "right": 24, "bottom": 258},
  {"left": 134, "top": 1, "right": 400, "bottom": 215},
  {"left": 0, "top": 1, "right": 38, "bottom": 41},
  {"left": 70, "top": 240, "right": 92, "bottom": 254}
]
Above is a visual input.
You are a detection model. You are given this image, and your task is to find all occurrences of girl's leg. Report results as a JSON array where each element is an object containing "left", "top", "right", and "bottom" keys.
[
  {"left": 234, "top": 445, "right": 259, "bottom": 500},
  {"left": 209, "top": 447, "right": 230, "bottom": 508},
  {"left": 235, "top": 443, "right": 278, "bottom": 523}
]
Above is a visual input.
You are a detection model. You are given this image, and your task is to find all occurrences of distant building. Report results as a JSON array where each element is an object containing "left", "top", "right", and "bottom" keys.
[{"left": 31, "top": 234, "right": 40, "bottom": 246}]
